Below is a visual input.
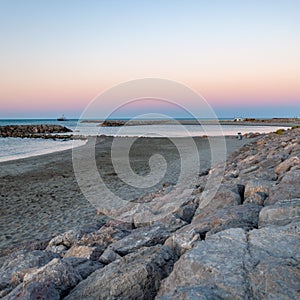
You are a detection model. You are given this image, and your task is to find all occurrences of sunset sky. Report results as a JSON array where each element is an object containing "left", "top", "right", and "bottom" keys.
[{"left": 0, "top": 0, "right": 299, "bottom": 118}]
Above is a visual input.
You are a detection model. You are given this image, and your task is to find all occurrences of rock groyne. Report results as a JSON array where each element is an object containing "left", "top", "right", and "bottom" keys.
[{"left": 0, "top": 125, "right": 72, "bottom": 139}]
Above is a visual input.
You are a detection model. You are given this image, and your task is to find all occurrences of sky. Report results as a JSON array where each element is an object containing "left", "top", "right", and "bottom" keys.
[{"left": 0, "top": 0, "right": 299, "bottom": 119}]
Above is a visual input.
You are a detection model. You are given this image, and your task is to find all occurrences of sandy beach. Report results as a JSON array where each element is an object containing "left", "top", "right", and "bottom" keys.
[{"left": 0, "top": 135, "right": 251, "bottom": 255}]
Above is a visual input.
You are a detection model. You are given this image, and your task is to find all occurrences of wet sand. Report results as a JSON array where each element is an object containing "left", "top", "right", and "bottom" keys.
[{"left": 0, "top": 136, "right": 251, "bottom": 255}]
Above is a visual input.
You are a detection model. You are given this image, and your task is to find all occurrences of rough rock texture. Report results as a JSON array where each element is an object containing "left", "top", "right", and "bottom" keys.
[
  {"left": 259, "top": 198, "right": 300, "bottom": 227},
  {"left": 65, "top": 245, "right": 175, "bottom": 300},
  {"left": 157, "top": 228, "right": 249, "bottom": 300},
  {"left": 0, "top": 250, "right": 59, "bottom": 295}
]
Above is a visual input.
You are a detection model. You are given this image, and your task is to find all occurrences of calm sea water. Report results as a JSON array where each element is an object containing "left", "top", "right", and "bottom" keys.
[{"left": 0, "top": 119, "right": 288, "bottom": 162}]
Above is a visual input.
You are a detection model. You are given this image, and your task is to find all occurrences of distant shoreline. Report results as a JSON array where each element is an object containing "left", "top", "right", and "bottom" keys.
[{"left": 80, "top": 117, "right": 300, "bottom": 127}]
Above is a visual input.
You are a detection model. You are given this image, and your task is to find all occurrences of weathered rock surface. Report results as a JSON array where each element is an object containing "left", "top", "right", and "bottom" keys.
[
  {"left": 0, "top": 250, "right": 59, "bottom": 295},
  {"left": 157, "top": 223, "right": 300, "bottom": 299},
  {"left": 157, "top": 228, "right": 249, "bottom": 300},
  {"left": 99, "top": 226, "right": 170, "bottom": 263},
  {"left": 259, "top": 199, "right": 300, "bottom": 227},
  {"left": 65, "top": 245, "right": 175, "bottom": 300}
]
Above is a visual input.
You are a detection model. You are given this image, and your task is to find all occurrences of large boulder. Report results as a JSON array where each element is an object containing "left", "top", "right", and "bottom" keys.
[
  {"left": 65, "top": 245, "right": 176, "bottom": 300},
  {"left": 157, "top": 228, "right": 249, "bottom": 300},
  {"left": 99, "top": 225, "right": 170, "bottom": 263},
  {"left": 259, "top": 199, "right": 300, "bottom": 227},
  {"left": 0, "top": 250, "right": 59, "bottom": 293},
  {"left": 267, "top": 169, "right": 300, "bottom": 205},
  {"left": 166, "top": 204, "right": 261, "bottom": 255}
]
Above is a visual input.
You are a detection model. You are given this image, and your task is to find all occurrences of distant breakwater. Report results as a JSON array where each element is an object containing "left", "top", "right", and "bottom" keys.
[{"left": 0, "top": 125, "right": 73, "bottom": 139}]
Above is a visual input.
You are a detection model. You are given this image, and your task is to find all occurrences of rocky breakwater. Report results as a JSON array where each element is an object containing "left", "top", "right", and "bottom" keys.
[
  {"left": 0, "top": 127, "right": 299, "bottom": 299},
  {"left": 0, "top": 125, "right": 73, "bottom": 139}
]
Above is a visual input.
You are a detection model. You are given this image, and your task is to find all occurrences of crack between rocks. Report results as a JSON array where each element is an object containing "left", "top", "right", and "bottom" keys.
[{"left": 243, "top": 231, "right": 254, "bottom": 300}]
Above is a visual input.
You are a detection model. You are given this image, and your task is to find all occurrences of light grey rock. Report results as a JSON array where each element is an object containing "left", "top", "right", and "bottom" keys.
[
  {"left": 248, "top": 222, "right": 300, "bottom": 261},
  {"left": 168, "top": 204, "right": 261, "bottom": 255},
  {"left": 156, "top": 228, "right": 249, "bottom": 300},
  {"left": 65, "top": 245, "right": 175, "bottom": 300},
  {"left": 275, "top": 156, "right": 300, "bottom": 174},
  {"left": 247, "top": 222, "right": 300, "bottom": 299},
  {"left": 267, "top": 169, "right": 300, "bottom": 205},
  {"left": 259, "top": 199, "right": 300, "bottom": 227},
  {"left": 194, "top": 184, "right": 241, "bottom": 216}
]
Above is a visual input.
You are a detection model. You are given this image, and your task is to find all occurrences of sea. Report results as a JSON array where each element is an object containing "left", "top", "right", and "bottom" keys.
[{"left": 0, "top": 119, "right": 289, "bottom": 162}]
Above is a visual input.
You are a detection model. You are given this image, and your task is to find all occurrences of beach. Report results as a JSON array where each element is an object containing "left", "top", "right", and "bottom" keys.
[{"left": 0, "top": 135, "right": 250, "bottom": 255}]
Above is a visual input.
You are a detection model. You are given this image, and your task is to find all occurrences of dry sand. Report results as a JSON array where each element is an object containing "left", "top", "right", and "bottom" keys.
[{"left": 0, "top": 136, "right": 251, "bottom": 255}]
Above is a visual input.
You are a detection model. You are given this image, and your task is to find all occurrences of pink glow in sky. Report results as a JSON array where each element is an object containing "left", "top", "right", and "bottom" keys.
[{"left": 0, "top": 1, "right": 299, "bottom": 118}]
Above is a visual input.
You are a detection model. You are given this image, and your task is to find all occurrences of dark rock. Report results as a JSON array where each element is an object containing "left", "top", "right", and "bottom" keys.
[
  {"left": 62, "top": 257, "right": 103, "bottom": 279},
  {"left": 22, "top": 258, "right": 82, "bottom": 296},
  {"left": 65, "top": 245, "right": 176, "bottom": 300},
  {"left": 2, "top": 282, "right": 60, "bottom": 300},
  {"left": 0, "top": 250, "right": 59, "bottom": 292},
  {"left": 100, "top": 225, "right": 170, "bottom": 262}
]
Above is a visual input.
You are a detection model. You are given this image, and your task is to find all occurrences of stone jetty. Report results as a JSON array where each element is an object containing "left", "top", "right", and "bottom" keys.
[
  {"left": 0, "top": 127, "right": 299, "bottom": 299},
  {"left": 0, "top": 125, "right": 72, "bottom": 139}
]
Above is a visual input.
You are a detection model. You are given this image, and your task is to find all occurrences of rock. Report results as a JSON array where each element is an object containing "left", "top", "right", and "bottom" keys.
[
  {"left": 275, "top": 156, "right": 300, "bottom": 174},
  {"left": 173, "top": 201, "right": 198, "bottom": 223},
  {"left": 259, "top": 199, "right": 300, "bottom": 227},
  {"left": 64, "top": 245, "right": 103, "bottom": 260},
  {"left": 169, "top": 204, "right": 261, "bottom": 254},
  {"left": 45, "top": 245, "right": 67, "bottom": 256},
  {"left": 102, "top": 225, "right": 170, "bottom": 258},
  {"left": 193, "top": 203, "right": 262, "bottom": 236},
  {"left": 248, "top": 222, "right": 300, "bottom": 299},
  {"left": 47, "top": 229, "right": 85, "bottom": 249},
  {"left": 62, "top": 257, "right": 103, "bottom": 279},
  {"left": 244, "top": 179, "right": 272, "bottom": 199},
  {"left": 0, "top": 250, "right": 59, "bottom": 292},
  {"left": 244, "top": 192, "right": 267, "bottom": 205},
  {"left": 194, "top": 184, "right": 242, "bottom": 216},
  {"left": 2, "top": 282, "right": 60, "bottom": 300},
  {"left": 156, "top": 228, "right": 249, "bottom": 300},
  {"left": 65, "top": 245, "right": 175, "bottom": 300},
  {"left": 158, "top": 223, "right": 300, "bottom": 300},
  {"left": 267, "top": 169, "right": 300, "bottom": 205},
  {"left": 99, "top": 248, "right": 122, "bottom": 264},
  {"left": 23, "top": 258, "right": 82, "bottom": 296},
  {"left": 78, "top": 223, "right": 130, "bottom": 249}
]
